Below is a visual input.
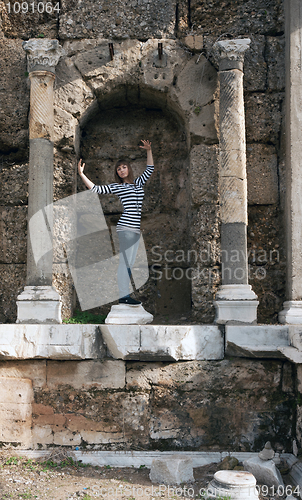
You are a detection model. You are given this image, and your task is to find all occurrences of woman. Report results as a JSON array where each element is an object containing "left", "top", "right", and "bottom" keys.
[{"left": 78, "top": 139, "right": 154, "bottom": 306}]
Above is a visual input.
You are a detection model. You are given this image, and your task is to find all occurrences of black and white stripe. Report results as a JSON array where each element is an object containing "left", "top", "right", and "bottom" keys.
[{"left": 90, "top": 165, "right": 154, "bottom": 232}]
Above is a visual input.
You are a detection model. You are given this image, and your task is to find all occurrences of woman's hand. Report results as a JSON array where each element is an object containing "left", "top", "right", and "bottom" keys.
[
  {"left": 139, "top": 139, "right": 152, "bottom": 151},
  {"left": 140, "top": 139, "right": 154, "bottom": 166},
  {"left": 78, "top": 158, "right": 85, "bottom": 175}
]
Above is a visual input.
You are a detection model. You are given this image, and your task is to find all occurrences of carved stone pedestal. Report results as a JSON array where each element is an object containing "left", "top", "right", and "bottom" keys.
[
  {"left": 16, "top": 286, "right": 62, "bottom": 324},
  {"left": 279, "top": 302, "right": 302, "bottom": 325},
  {"left": 105, "top": 304, "right": 153, "bottom": 325},
  {"left": 214, "top": 285, "right": 258, "bottom": 324}
]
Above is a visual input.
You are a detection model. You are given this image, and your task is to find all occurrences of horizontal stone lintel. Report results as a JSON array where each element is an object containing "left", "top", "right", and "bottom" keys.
[
  {"left": 225, "top": 325, "right": 291, "bottom": 359},
  {"left": 0, "top": 323, "right": 301, "bottom": 361},
  {"left": 101, "top": 324, "right": 224, "bottom": 360},
  {"left": 0, "top": 324, "right": 225, "bottom": 361}
]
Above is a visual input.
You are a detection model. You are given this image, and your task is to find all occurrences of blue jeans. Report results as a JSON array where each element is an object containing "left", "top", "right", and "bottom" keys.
[{"left": 117, "top": 230, "right": 140, "bottom": 298}]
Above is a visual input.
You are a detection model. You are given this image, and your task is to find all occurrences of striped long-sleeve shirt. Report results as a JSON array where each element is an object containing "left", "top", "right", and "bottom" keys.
[{"left": 90, "top": 165, "right": 154, "bottom": 233}]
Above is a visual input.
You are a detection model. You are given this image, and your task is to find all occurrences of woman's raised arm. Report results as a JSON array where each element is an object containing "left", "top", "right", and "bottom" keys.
[
  {"left": 140, "top": 139, "right": 154, "bottom": 166},
  {"left": 78, "top": 159, "right": 94, "bottom": 190}
]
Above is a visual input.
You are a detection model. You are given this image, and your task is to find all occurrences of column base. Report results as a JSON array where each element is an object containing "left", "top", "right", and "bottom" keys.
[
  {"left": 214, "top": 285, "right": 258, "bottom": 324},
  {"left": 16, "top": 286, "right": 62, "bottom": 324},
  {"left": 105, "top": 304, "right": 153, "bottom": 325},
  {"left": 279, "top": 301, "right": 302, "bottom": 324}
]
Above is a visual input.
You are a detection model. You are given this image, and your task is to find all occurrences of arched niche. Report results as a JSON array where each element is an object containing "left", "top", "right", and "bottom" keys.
[{"left": 77, "top": 85, "right": 192, "bottom": 319}]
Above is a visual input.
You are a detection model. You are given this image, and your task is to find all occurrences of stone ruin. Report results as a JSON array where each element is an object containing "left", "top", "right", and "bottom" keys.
[{"left": 1, "top": 0, "right": 302, "bottom": 461}]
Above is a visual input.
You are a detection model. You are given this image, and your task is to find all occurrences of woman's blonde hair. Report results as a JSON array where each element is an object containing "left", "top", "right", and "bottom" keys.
[{"left": 114, "top": 159, "right": 134, "bottom": 184}]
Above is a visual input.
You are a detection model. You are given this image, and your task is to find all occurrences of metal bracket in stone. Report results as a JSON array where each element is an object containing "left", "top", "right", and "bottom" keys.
[
  {"left": 109, "top": 43, "right": 114, "bottom": 61},
  {"left": 153, "top": 43, "right": 167, "bottom": 68}
]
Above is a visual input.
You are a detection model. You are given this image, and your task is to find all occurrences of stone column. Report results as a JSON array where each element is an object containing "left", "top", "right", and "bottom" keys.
[
  {"left": 17, "top": 39, "right": 63, "bottom": 324},
  {"left": 279, "top": 0, "right": 302, "bottom": 324},
  {"left": 213, "top": 39, "right": 258, "bottom": 324}
]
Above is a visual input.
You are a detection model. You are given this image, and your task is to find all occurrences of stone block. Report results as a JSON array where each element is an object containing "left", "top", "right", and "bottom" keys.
[
  {"left": 71, "top": 42, "right": 113, "bottom": 79},
  {"left": 32, "top": 425, "right": 54, "bottom": 446},
  {"left": 0, "top": 264, "right": 27, "bottom": 323},
  {"left": 282, "top": 362, "right": 294, "bottom": 393},
  {"left": 59, "top": 0, "right": 177, "bottom": 40},
  {"left": 245, "top": 93, "right": 283, "bottom": 144},
  {"left": 140, "top": 325, "right": 224, "bottom": 360},
  {"left": 288, "top": 459, "right": 302, "bottom": 492},
  {"left": 126, "top": 362, "right": 162, "bottom": 390},
  {"left": 149, "top": 457, "right": 194, "bottom": 485},
  {"left": 0, "top": 38, "right": 29, "bottom": 155},
  {"left": 54, "top": 57, "right": 94, "bottom": 118},
  {"left": 32, "top": 403, "right": 54, "bottom": 415},
  {"left": 182, "top": 35, "right": 203, "bottom": 51},
  {"left": 141, "top": 39, "right": 184, "bottom": 92},
  {"left": 53, "top": 429, "right": 81, "bottom": 446},
  {"left": 0, "top": 207, "right": 27, "bottom": 263},
  {"left": 266, "top": 36, "right": 285, "bottom": 91},
  {"left": 143, "top": 213, "right": 190, "bottom": 259},
  {"left": 243, "top": 457, "right": 284, "bottom": 488},
  {"left": 0, "top": 2, "right": 57, "bottom": 39},
  {"left": 150, "top": 412, "right": 182, "bottom": 440},
  {"left": 244, "top": 36, "right": 267, "bottom": 92},
  {"left": 54, "top": 106, "right": 78, "bottom": 147},
  {"left": 0, "top": 377, "right": 33, "bottom": 404},
  {"left": 246, "top": 144, "right": 278, "bottom": 205},
  {"left": 0, "top": 361, "right": 47, "bottom": 389},
  {"left": 190, "top": 144, "right": 219, "bottom": 205},
  {"left": 0, "top": 163, "right": 28, "bottom": 206},
  {"left": 288, "top": 326, "right": 302, "bottom": 351},
  {"left": 101, "top": 325, "right": 140, "bottom": 358},
  {"left": 101, "top": 325, "right": 223, "bottom": 360},
  {"left": 34, "top": 413, "right": 66, "bottom": 426},
  {"left": 190, "top": 4, "right": 283, "bottom": 42},
  {"left": 16, "top": 286, "right": 62, "bottom": 325},
  {"left": 214, "top": 300, "right": 258, "bottom": 324},
  {"left": 0, "top": 324, "right": 105, "bottom": 360},
  {"left": 46, "top": 359, "right": 125, "bottom": 390},
  {"left": 0, "top": 377, "right": 33, "bottom": 446},
  {"left": 279, "top": 302, "right": 302, "bottom": 326},
  {"left": 173, "top": 55, "right": 217, "bottom": 114},
  {"left": 225, "top": 325, "right": 289, "bottom": 358},
  {"left": 189, "top": 101, "right": 218, "bottom": 141}
]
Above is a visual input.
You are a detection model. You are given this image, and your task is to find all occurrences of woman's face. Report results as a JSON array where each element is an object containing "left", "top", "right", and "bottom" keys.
[{"left": 116, "top": 164, "right": 129, "bottom": 181}]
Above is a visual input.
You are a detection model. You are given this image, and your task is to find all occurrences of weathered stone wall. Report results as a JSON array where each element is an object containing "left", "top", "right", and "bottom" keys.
[
  {"left": 0, "top": 357, "right": 296, "bottom": 451},
  {"left": 0, "top": 0, "right": 285, "bottom": 323}
]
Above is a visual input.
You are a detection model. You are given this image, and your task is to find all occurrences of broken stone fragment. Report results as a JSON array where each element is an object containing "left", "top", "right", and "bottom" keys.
[
  {"left": 243, "top": 456, "right": 284, "bottom": 489},
  {"left": 258, "top": 441, "right": 275, "bottom": 461},
  {"left": 218, "top": 456, "right": 239, "bottom": 470}
]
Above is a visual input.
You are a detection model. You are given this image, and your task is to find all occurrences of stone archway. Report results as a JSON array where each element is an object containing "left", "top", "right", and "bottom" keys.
[
  {"left": 50, "top": 39, "right": 219, "bottom": 322},
  {"left": 78, "top": 87, "right": 191, "bottom": 318}
]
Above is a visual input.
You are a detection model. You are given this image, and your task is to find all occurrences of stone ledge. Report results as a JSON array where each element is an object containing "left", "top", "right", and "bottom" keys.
[
  {"left": 0, "top": 324, "right": 223, "bottom": 361},
  {"left": 0, "top": 324, "right": 104, "bottom": 360},
  {"left": 15, "top": 450, "right": 258, "bottom": 467},
  {"left": 1, "top": 323, "right": 300, "bottom": 361},
  {"left": 225, "top": 325, "right": 290, "bottom": 358},
  {"left": 100, "top": 324, "right": 224, "bottom": 361},
  {"left": 12, "top": 451, "right": 299, "bottom": 471}
]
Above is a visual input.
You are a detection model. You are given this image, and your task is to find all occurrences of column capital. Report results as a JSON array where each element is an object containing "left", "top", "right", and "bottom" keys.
[
  {"left": 22, "top": 38, "right": 64, "bottom": 73},
  {"left": 214, "top": 38, "right": 251, "bottom": 71}
]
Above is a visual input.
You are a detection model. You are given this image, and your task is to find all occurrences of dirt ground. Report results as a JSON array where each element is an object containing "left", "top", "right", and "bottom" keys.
[{"left": 0, "top": 452, "right": 297, "bottom": 500}]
